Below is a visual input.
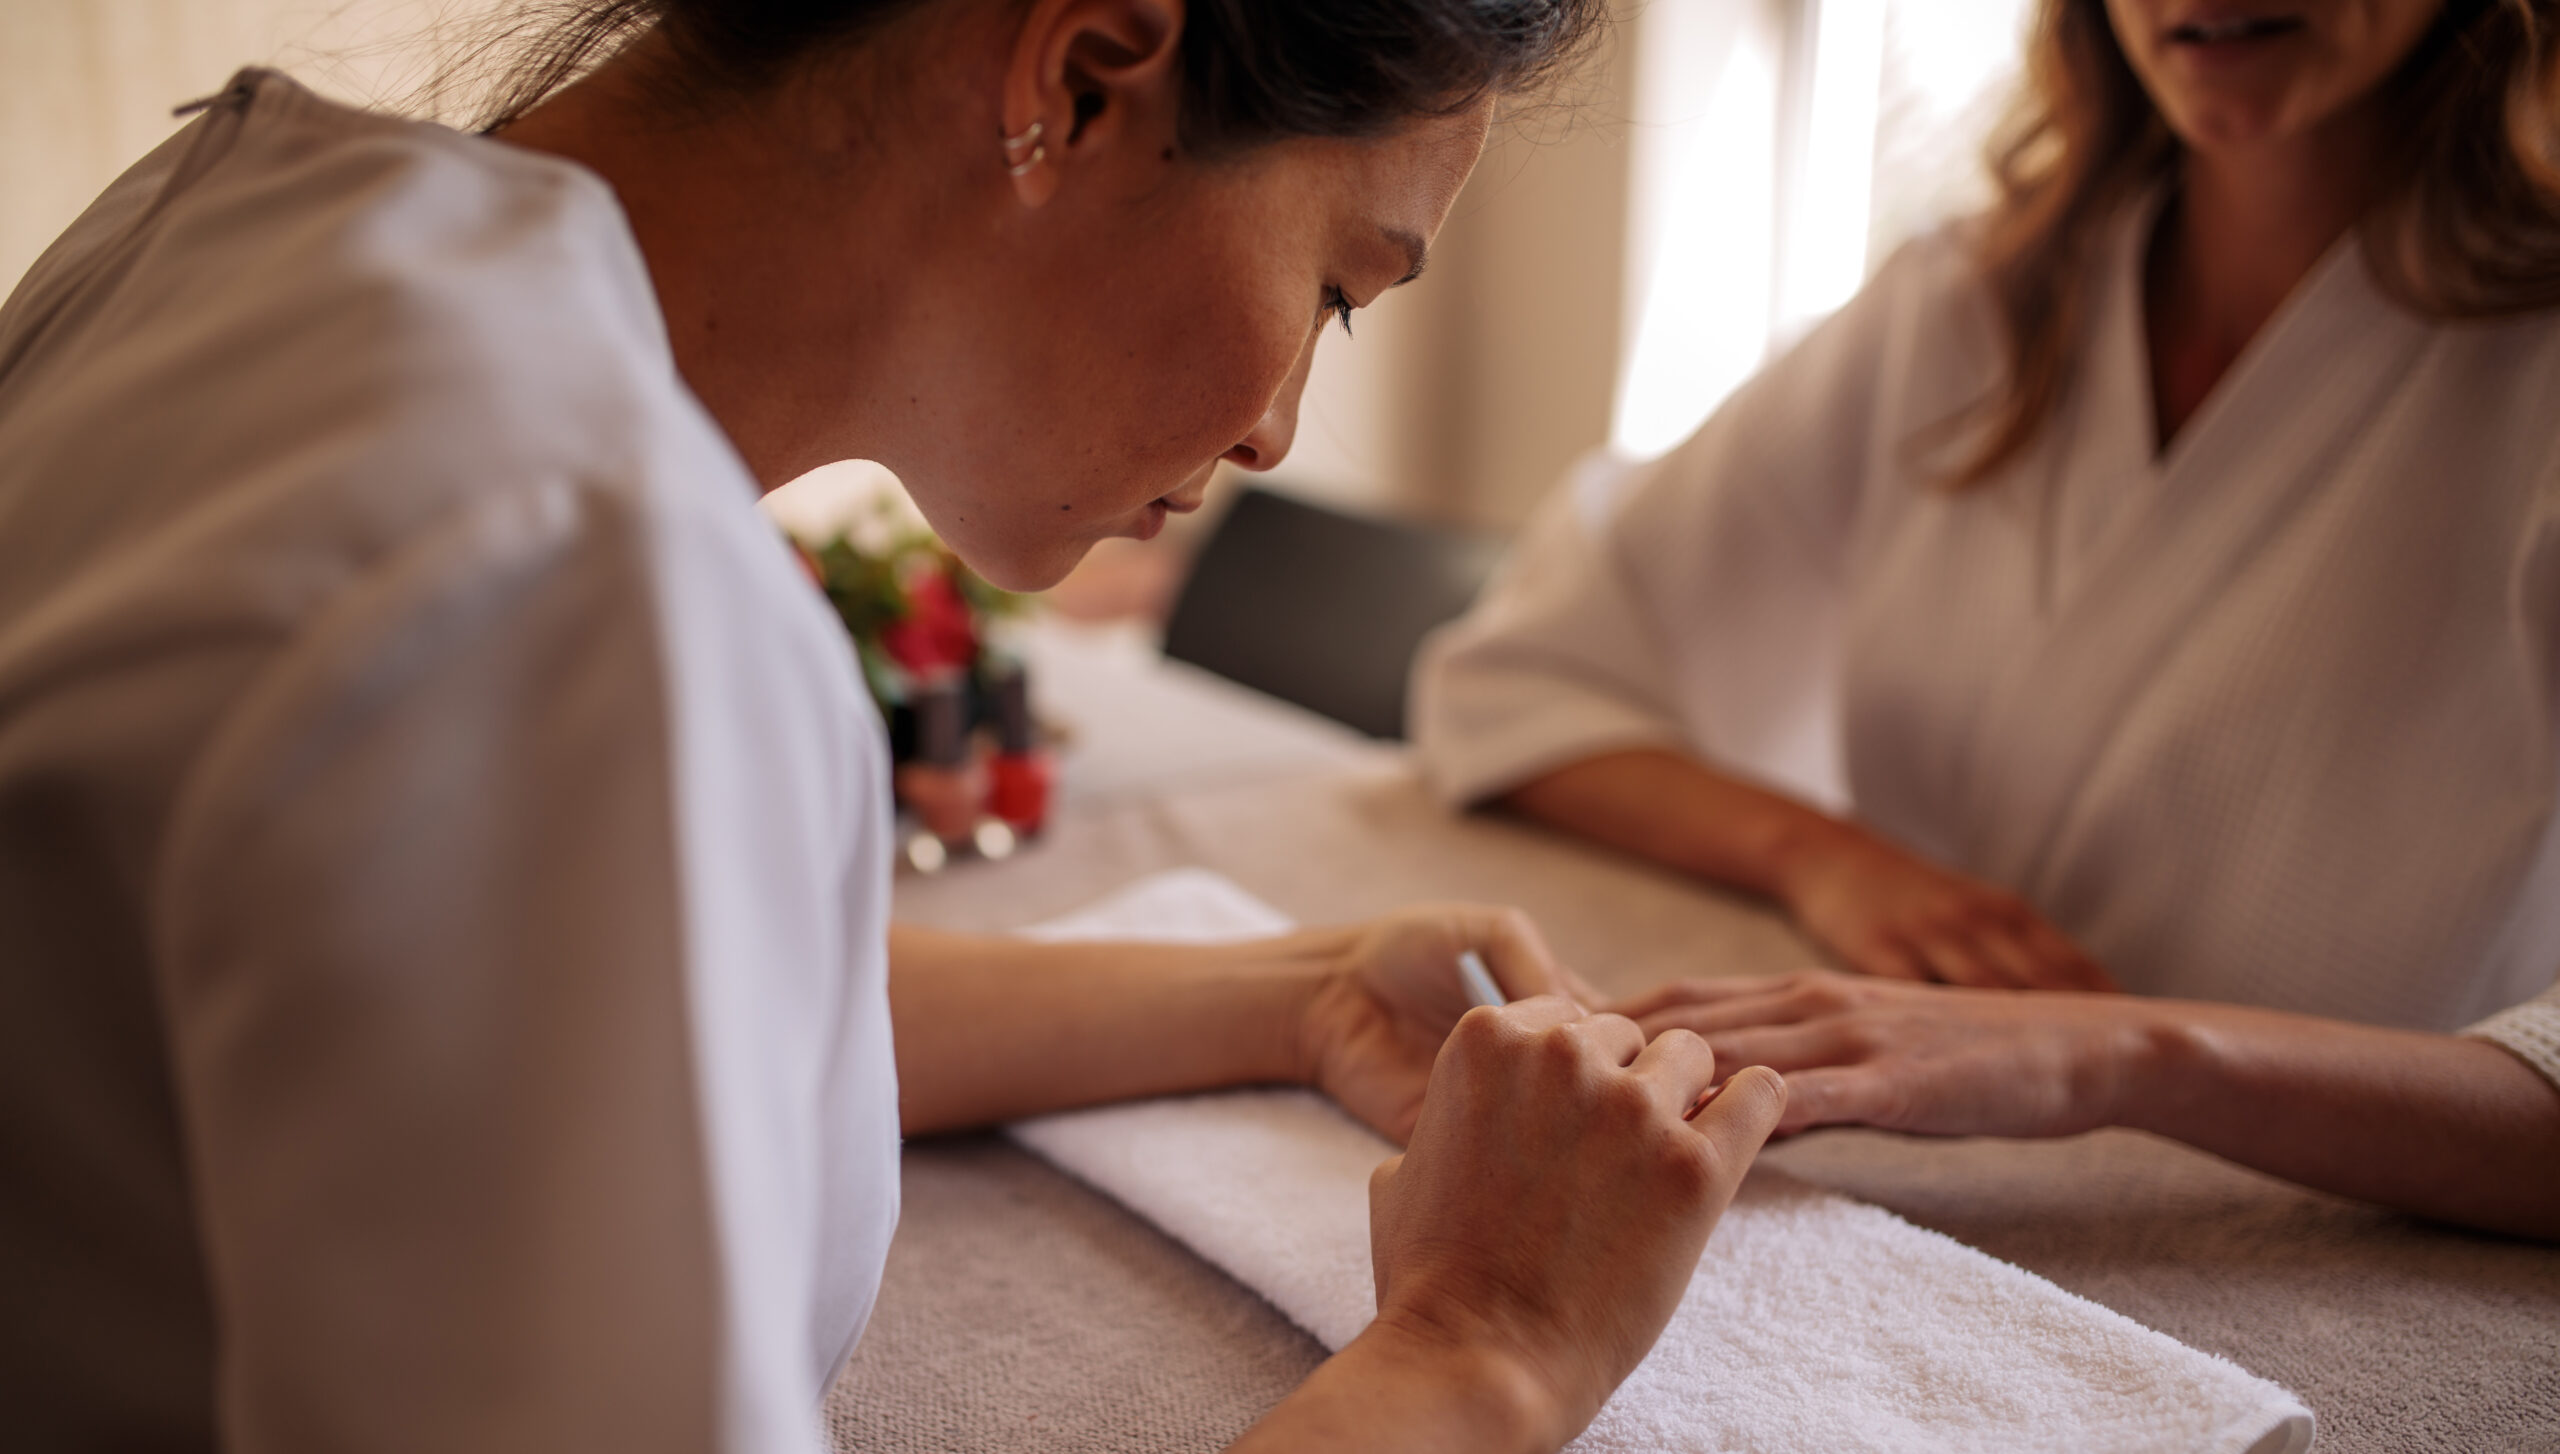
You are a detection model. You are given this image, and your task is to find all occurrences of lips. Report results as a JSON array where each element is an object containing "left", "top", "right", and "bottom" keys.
[{"left": 2168, "top": 13, "right": 2304, "bottom": 43}]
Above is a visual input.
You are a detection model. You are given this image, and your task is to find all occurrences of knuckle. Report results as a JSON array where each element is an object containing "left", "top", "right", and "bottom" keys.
[
  {"left": 1532, "top": 1023, "right": 1586, "bottom": 1073},
  {"left": 1806, "top": 980, "right": 1856, "bottom": 1014},
  {"left": 1653, "top": 1025, "right": 1711, "bottom": 1060},
  {"left": 1871, "top": 1075, "right": 1916, "bottom": 1128},
  {"left": 1450, "top": 1004, "right": 1510, "bottom": 1054}
]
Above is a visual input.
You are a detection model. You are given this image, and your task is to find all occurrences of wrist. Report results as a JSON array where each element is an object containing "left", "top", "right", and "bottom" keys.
[
  {"left": 1754, "top": 809, "right": 1866, "bottom": 906},
  {"left": 2104, "top": 998, "right": 2217, "bottom": 1135},
  {"left": 1346, "top": 1309, "right": 1567, "bottom": 1454},
  {"left": 1267, "top": 927, "right": 1360, "bottom": 1089}
]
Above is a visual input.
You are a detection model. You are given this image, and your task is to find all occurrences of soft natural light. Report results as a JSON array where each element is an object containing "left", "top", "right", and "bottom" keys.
[
  {"left": 1612, "top": 0, "right": 2033, "bottom": 460},
  {"left": 1775, "top": 0, "right": 1887, "bottom": 338},
  {"left": 1612, "top": 2, "right": 1784, "bottom": 459}
]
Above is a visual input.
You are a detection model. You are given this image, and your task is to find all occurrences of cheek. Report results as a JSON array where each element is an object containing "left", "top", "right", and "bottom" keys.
[
  {"left": 1064, "top": 278, "right": 1307, "bottom": 500},
  {"left": 908, "top": 280, "right": 1309, "bottom": 592}
]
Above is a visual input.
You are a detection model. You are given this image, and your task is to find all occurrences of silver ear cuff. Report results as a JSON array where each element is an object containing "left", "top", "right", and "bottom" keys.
[{"left": 1002, "top": 120, "right": 1046, "bottom": 177}]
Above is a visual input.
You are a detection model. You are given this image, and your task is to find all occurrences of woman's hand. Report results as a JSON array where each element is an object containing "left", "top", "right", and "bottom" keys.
[
  {"left": 1363, "top": 1001, "right": 1788, "bottom": 1448},
  {"left": 1499, "top": 749, "right": 2112, "bottom": 993},
  {"left": 1773, "top": 827, "right": 2119, "bottom": 992},
  {"left": 1616, "top": 969, "right": 2160, "bottom": 1138},
  {"left": 1295, "top": 905, "right": 1601, "bottom": 1143}
]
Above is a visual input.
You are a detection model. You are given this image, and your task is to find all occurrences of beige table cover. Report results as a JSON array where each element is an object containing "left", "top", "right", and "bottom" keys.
[{"left": 826, "top": 629, "right": 2559, "bottom": 1453}]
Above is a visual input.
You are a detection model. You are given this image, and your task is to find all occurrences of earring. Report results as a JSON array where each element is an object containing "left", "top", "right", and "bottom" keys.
[{"left": 1001, "top": 119, "right": 1046, "bottom": 177}]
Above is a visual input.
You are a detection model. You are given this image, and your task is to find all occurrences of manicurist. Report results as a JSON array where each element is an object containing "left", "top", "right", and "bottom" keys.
[{"left": 0, "top": 3, "right": 1788, "bottom": 1449}]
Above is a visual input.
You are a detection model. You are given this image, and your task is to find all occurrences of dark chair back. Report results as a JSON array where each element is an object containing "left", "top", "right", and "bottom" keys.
[{"left": 1161, "top": 486, "right": 1503, "bottom": 739}]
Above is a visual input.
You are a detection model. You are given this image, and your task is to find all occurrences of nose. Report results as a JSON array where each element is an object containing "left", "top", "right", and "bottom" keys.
[{"left": 1222, "top": 326, "right": 1319, "bottom": 473}]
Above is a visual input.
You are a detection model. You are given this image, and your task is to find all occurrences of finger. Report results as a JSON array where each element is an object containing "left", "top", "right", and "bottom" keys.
[
  {"left": 1771, "top": 1065, "right": 1910, "bottom": 1134},
  {"left": 1974, "top": 928, "right": 2059, "bottom": 991},
  {"left": 1629, "top": 1027, "right": 1718, "bottom": 1117},
  {"left": 1688, "top": 1064, "right": 1787, "bottom": 1172},
  {"left": 1909, "top": 933, "right": 2010, "bottom": 989},
  {"left": 1705, "top": 1022, "right": 1868, "bottom": 1075},
  {"left": 1848, "top": 939, "right": 1932, "bottom": 982},
  {"left": 1634, "top": 987, "right": 1828, "bottom": 1038},
  {"left": 1469, "top": 908, "right": 1571, "bottom": 1004},
  {"left": 1555, "top": 961, "right": 1608, "bottom": 1011},
  {"left": 2023, "top": 921, "right": 2122, "bottom": 993},
  {"left": 1568, "top": 1011, "right": 1648, "bottom": 1068},
  {"left": 1610, "top": 974, "right": 1798, "bottom": 1020}
]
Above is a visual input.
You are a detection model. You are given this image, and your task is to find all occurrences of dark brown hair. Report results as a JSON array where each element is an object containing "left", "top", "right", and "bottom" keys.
[
  {"left": 1951, "top": 0, "right": 2560, "bottom": 487},
  {"left": 472, "top": 0, "right": 1605, "bottom": 150}
]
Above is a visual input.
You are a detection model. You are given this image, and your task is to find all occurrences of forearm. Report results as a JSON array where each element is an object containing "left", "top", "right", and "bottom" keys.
[
  {"left": 888, "top": 924, "right": 1341, "bottom": 1135},
  {"left": 2125, "top": 1002, "right": 2560, "bottom": 1239},
  {"left": 1501, "top": 748, "right": 1846, "bottom": 899},
  {"left": 1224, "top": 1310, "right": 1557, "bottom": 1454}
]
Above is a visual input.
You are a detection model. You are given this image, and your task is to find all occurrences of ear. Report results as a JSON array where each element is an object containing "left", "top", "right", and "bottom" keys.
[{"left": 998, "top": 0, "right": 1184, "bottom": 208}]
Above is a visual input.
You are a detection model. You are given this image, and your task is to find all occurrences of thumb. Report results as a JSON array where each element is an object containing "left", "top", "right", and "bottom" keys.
[{"left": 1469, "top": 908, "right": 1576, "bottom": 1008}]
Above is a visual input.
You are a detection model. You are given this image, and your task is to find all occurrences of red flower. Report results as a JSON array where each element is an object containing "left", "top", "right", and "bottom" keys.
[{"left": 880, "top": 564, "right": 980, "bottom": 675}]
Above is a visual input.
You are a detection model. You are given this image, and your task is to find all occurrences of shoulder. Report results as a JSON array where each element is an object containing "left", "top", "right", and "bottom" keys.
[
  {"left": 0, "top": 73, "right": 858, "bottom": 772},
  {"left": 2369, "top": 283, "right": 2560, "bottom": 516},
  {"left": 151, "top": 74, "right": 685, "bottom": 498},
  {"left": 2, "top": 70, "right": 782, "bottom": 616}
]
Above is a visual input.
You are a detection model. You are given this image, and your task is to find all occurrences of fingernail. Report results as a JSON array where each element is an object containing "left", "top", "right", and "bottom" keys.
[{"left": 1684, "top": 1083, "right": 1723, "bottom": 1120}]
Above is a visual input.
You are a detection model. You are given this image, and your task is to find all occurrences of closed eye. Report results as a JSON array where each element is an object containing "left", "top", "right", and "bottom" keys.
[{"left": 1321, "top": 285, "right": 1356, "bottom": 337}]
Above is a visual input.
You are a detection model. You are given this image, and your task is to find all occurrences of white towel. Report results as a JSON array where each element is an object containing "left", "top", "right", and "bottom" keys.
[{"left": 1011, "top": 869, "right": 2315, "bottom": 1454}]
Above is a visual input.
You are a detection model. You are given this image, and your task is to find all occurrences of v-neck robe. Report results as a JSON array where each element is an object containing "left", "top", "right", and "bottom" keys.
[{"left": 1413, "top": 207, "right": 2560, "bottom": 1077}]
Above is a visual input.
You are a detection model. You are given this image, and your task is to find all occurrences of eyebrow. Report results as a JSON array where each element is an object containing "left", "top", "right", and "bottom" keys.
[{"left": 1383, "top": 227, "right": 1429, "bottom": 287}]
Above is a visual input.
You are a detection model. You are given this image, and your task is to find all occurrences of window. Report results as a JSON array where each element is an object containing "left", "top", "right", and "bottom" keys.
[{"left": 1613, "top": 0, "right": 2034, "bottom": 456}]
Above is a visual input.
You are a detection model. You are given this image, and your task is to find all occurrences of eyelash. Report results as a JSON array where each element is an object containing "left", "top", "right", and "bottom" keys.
[{"left": 1322, "top": 286, "right": 1356, "bottom": 337}]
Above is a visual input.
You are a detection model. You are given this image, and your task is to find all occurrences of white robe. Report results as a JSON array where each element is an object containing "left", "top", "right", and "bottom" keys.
[
  {"left": 1413, "top": 197, "right": 2560, "bottom": 1078},
  {"left": 0, "top": 73, "right": 899, "bottom": 1452}
]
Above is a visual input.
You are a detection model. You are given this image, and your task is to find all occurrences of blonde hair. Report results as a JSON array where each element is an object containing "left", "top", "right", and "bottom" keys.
[{"left": 1949, "top": 0, "right": 2560, "bottom": 487}]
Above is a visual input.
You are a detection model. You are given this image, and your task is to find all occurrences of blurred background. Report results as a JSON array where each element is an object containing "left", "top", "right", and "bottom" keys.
[{"left": 3, "top": 0, "right": 2035, "bottom": 606}]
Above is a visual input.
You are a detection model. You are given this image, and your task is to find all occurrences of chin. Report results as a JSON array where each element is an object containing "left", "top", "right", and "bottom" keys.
[{"left": 965, "top": 538, "right": 1088, "bottom": 595}]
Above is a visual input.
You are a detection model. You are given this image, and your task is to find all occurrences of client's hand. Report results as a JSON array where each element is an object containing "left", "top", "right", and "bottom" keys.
[
  {"left": 1297, "top": 906, "right": 1599, "bottom": 1143},
  {"left": 1777, "top": 827, "right": 2119, "bottom": 992},
  {"left": 1618, "top": 969, "right": 2153, "bottom": 1138},
  {"left": 1366, "top": 1000, "right": 1788, "bottom": 1447}
]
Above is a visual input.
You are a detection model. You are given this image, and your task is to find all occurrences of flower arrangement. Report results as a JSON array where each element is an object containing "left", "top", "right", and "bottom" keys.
[
  {"left": 799, "top": 517, "right": 1031, "bottom": 710},
  {"left": 770, "top": 462, "right": 1054, "bottom": 866}
]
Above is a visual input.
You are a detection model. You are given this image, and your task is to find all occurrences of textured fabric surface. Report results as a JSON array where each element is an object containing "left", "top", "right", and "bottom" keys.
[
  {"left": 1006, "top": 867, "right": 2310, "bottom": 1453},
  {"left": 1411, "top": 206, "right": 2560, "bottom": 1037},
  {"left": 847, "top": 761, "right": 2560, "bottom": 1453},
  {"left": 2469, "top": 982, "right": 2560, "bottom": 1090}
]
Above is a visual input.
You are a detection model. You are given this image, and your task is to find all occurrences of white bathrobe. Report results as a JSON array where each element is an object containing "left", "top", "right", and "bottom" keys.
[
  {"left": 0, "top": 73, "right": 899, "bottom": 1452},
  {"left": 1413, "top": 197, "right": 2560, "bottom": 1079}
]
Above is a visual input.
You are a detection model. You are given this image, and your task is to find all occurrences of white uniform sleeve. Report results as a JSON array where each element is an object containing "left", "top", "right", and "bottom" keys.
[
  {"left": 1411, "top": 240, "right": 1960, "bottom": 811},
  {"left": 149, "top": 477, "right": 867, "bottom": 1454}
]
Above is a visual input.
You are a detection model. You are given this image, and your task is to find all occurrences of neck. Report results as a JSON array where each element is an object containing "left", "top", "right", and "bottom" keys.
[
  {"left": 2161, "top": 109, "right": 2381, "bottom": 354},
  {"left": 494, "top": 37, "right": 947, "bottom": 489},
  {"left": 2141, "top": 102, "right": 2384, "bottom": 447}
]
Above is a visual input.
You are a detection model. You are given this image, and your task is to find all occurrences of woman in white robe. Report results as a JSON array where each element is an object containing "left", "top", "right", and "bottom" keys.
[
  {"left": 1413, "top": 0, "right": 2560, "bottom": 1238},
  {"left": 0, "top": 2, "right": 1790, "bottom": 1451}
]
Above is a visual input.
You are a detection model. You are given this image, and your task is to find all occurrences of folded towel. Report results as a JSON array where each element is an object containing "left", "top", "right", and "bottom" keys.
[{"left": 1012, "top": 869, "right": 2314, "bottom": 1454}]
